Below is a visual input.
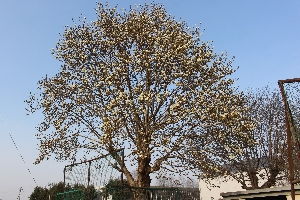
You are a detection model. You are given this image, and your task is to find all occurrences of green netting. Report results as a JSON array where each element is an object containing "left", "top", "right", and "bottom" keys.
[
  {"left": 64, "top": 149, "right": 123, "bottom": 188},
  {"left": 63, "top": 149, "right": 124, "bottom": 199},
  {"left": 279, "top": 81, "right": 300, "bottom": 152},
  {"left": 56, "top": 189, "right": 85, "bottom": 200}
]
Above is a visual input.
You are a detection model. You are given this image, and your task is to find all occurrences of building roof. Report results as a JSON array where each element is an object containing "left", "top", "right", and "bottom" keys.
[{"left": 221, "top": 185, "right": 300, "bottom": 199}]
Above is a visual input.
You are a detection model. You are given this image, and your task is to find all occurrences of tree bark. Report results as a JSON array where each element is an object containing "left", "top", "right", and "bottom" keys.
[
  {"left": 244, "top": 170, "right": 259, "bottom": 190},
  {"left": 137, "top": 156, "right": 152, "bottom": 187},
  {"left": 260, "top": 168, "right": 279, "bottom": 188}
]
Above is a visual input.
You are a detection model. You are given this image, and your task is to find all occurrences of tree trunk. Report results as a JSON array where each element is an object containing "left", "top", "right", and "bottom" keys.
[
  {"left": 248, "top": 170, "right": 259, "bottom": 189},
  {"left": 137, "top": 156, "right": 152, "bottom": 187},
  {"left": 260, "top": 168, "right": 279, "bottom": 188}
]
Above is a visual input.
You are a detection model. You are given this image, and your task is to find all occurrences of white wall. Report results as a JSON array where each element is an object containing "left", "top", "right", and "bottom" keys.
[
  {"left": 199, "top": 176, "right": 246, "bottom": 200},
  {"left": 199, "top": 169, "right": 289, "bottom": 200},
  {"left": 199, "top": 169, "right": 275, "bottom": 200}
]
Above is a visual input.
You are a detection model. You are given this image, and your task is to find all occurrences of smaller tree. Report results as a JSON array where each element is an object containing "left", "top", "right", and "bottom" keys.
[
  {"left": 68, "top": 183, "right": 97, "bottom": 200},
  {"left": 156, "top": 173, "right": 199, "bottom": 188},
  {"left": 106, "top": 178, "right": 130, "bottom": 187},
  {"left": 184, "top": 177, "right": 199, "bottom": 188},
  {"left": 105, "top": 179, "right": 131, "bottom": 200},
  {"left": 29, "top": 186, "right": 49, "bottom": 200},
  {"left": 83, "top": 185, "right": 97, "bottom": 200},
  {"left": 156, "top": 175, "right": 181, "bottom": 187},
  {"left": 194, "top": 86, "right": 288, "bottom": 189},
  {"left": 29, "top": 181, "right": 97, "bottom": 200},
  {"left": 48, "top": 182, "right": 65, "bottom": 199}
]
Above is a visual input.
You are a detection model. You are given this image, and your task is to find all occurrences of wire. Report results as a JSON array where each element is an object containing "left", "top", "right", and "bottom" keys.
[
  {"left": 17, "top": 187, "right": 23, "bottom": 200},
  {"left": 0, "top": 113, "right": 37, "bottom": 186}
]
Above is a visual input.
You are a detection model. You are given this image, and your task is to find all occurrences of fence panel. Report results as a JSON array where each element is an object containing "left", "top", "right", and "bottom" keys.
[{"left": 105, "top": 185, "right": 181, "bottom": 200}]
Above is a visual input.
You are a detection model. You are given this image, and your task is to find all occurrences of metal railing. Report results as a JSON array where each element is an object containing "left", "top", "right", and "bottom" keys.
[
  {"left": 56, "top": 185, "right": 200, "bottom": 200},
  {"left": 104, "top": 185, "right": 183, "bottom": 200}
]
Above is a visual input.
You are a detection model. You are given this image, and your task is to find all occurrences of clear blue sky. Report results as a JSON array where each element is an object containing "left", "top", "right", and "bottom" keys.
[{"left": 0, "top": 0, "right": 299, "bottom": 199}]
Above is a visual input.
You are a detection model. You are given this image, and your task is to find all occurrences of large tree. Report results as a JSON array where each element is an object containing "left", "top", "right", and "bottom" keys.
[{"left": 26, "top": 2, "right": 254, "bottom": 187}]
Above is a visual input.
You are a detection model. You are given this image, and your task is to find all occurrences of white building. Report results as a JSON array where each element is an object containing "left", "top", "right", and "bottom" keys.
[
  {"left": 199, "top": 170, "right": 286, "bottom": 200},
  {"left": 199, "top": 175, "right": 246, "bottom": 200}
]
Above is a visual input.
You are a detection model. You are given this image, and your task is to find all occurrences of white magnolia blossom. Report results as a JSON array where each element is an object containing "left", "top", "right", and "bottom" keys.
[{"left": 26, "top": 2, "right": 255, "bottom": 188}]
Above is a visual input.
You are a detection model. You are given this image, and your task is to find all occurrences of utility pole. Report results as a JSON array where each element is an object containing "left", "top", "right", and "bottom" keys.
[{"left": 278, "top": 78, "right": 300, "bottom": 200}]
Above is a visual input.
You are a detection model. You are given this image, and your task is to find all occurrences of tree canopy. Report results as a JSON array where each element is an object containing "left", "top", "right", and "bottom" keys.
[
  {"left": 29, "top": 186, "right": 49, "bottom": 200},
  {"left": 26, "top": 2, "right": 254, "bottom": 187},
  {"left": 196, "top": 86, "right": 292, "bottom": 190}
]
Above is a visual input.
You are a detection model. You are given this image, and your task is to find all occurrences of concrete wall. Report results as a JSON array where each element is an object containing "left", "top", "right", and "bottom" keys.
[
  {"left": 199, "top": 176, "right": 246, "bottom": 200},
  {"left": 199, "top": 170, "right": 284, "bottom": 200}
]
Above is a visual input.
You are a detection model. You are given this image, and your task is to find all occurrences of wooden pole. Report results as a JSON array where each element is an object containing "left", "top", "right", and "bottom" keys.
[{"left": 278, "top": 80, "right": 295, "bottom": 200}]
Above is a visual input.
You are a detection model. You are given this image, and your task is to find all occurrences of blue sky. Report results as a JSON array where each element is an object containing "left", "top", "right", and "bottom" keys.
[{"left": 0, "top": 0, "right": 299, "bottom": 199}]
